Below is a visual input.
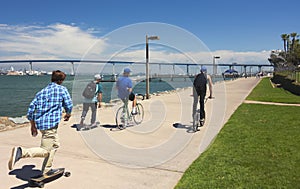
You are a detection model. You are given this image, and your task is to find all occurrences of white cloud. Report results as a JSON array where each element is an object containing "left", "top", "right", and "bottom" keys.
[
  {"left": 100, "top": 47, "right": 271, "bottom": 65},
  {"left": 0, "top": 23, "right": 106, "bottom": 60},
  {"left": 211, "top": 50, "right": 271, "bottom": 65}
]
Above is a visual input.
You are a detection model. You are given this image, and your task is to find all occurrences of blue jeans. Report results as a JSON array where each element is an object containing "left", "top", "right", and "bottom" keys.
[{"left": 81, "top": 102, "right": 97, "bottom": 124}]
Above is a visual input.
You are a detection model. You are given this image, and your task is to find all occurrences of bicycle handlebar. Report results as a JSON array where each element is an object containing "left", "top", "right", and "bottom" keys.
[{"left": 205, "top": 96, "right": 215, "bottom": 103}]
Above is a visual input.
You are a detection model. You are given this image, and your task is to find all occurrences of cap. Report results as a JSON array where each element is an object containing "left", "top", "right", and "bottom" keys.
[
  {"left": 124, "top": 68, "right": 131, "bottom": 73},
  {"left": 200, "top": 66, "right": 207, "bottom": 72},
  {"left": 94, "top": 74, "right": 102, "bottom": 80}
]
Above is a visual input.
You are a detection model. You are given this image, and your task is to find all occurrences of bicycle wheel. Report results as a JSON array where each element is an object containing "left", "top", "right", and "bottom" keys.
[
  {"left": 133, "top": 103, "right": 144, "bottom": 125},
  {"left": 115, "top": 106, "right": 125, "bottom": 129}
]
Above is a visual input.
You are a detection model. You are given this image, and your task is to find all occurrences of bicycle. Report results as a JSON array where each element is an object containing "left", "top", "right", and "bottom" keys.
[
  {"left": 193, "top": 96, "right": 214, "bottom": 132},
  {"left": 115, "top": 94, "right": 144, "bottom": 130}
]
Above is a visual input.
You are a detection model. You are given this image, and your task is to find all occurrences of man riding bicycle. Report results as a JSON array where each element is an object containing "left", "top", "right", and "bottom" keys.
[
  {"left": 192, "top": 66, "right": 213, "bottom": 126},
  {"left": 116, "top": 68, "right": 137, "bottom": 127}
]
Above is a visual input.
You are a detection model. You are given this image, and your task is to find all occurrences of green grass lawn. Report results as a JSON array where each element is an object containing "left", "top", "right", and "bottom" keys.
[
  {"left": 176, "top": 78, "right": 300, "bottom": 188},
  {"left": 246, "top": 77, "right": 300, "bottom": 103}
]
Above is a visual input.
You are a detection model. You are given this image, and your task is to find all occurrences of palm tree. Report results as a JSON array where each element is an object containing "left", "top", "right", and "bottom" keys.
[
  {"left": 281, "top": 34, "right": 289, "bottom": 56},
  {"left": 290, "top": 32, "right": 298, "bottom": 52},
  {"left": 295, "top": 39, "right": 300, "bottom": 49}
]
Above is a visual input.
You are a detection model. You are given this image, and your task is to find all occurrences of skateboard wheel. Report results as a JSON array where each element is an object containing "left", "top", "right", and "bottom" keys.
[
  {"left": 39, "top": 183, "right": 45, "bottom": 188},
  {"left": 29, "top": 180, "right": 44, "bottom": 188},
  {"left": 36, "top": 182, "right": 44, "bottom": 188},
  {"left": 64, "top": 171, "right": 71, "bottom": 177}
]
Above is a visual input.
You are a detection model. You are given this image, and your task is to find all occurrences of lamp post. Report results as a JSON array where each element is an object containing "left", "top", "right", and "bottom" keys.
[
  {"left": 146, "top": 35, "right": 160, "bottom": 99},
  {"left": 213, "top": 56, "right": 220, "bottom": 75}
]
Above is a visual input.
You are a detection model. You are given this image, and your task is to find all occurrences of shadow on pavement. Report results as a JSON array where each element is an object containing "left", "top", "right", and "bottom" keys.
[
  {"left": 102, "top": 124, "right": 116, "bottom": 129},
  {"left": 103, "top": 124, "right": 126, "bottom": 132},
  {"left": 9, "top": 165, "right": 41, "bottom": 189},
  {"left": 71, "top": 123, "right": 99, "bottom": 131},
  {"left": 102, "top": 124, "right": 139, "bottom": 132},
  {"left": 173, "top": 122, "right": 195, "bottom": 133}
]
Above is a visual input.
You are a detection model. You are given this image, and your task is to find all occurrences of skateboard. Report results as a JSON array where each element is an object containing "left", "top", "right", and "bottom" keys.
[{"left": 28, "top": 168, "right": 71, "bottom": 188}]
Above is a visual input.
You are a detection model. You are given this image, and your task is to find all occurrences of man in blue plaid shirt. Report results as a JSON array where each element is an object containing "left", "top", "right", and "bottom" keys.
[{"left": 8, "top": 70, "right": 73, "bottom": 174}]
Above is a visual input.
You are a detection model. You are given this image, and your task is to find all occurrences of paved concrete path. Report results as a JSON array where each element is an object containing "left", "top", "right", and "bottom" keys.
[{"left": 1, "top": 77, "right": 260, "bottom": 189}]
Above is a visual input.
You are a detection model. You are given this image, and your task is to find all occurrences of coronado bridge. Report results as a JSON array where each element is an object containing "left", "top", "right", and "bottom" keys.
[{"left": 0, "top": 59, "right": 273, "bottom": 79}]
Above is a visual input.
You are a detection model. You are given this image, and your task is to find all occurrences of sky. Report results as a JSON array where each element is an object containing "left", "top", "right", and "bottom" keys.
[{"left": 0, "top": 0, "right": 299, "bottom": 73}]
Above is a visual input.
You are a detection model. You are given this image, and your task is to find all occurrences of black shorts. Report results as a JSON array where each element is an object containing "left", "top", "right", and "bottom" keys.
[{"left": 129, "top": 92, "right": 135, "bottom": 101}]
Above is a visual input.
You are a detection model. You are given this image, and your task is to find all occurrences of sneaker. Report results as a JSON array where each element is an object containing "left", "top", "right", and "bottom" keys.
[
  {"left": 8, "top": 147, "right": 22, "bottom": 170},
  {"left": 131, "top": 107, "right": 137, "bottom": 115},
  {"left": 200, "top": 119, "right": 205, "bottom": 127},
  {"left": 90, "top": 122, "right": 97, "bottom": 127}
]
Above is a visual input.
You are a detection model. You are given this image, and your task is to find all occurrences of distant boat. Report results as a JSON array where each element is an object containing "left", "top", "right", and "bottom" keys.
[
  {"left": 40, "top": 71, "right": 47, "bottom": 75},
  {"left": 0, "top": 69, "right": 7, "bottom": 75},
  {"left": 7, "top": 66, "right": 23, "bottom": 75},
  {"left": 26, "top": 71, "right": 34, "bottom": 76}
]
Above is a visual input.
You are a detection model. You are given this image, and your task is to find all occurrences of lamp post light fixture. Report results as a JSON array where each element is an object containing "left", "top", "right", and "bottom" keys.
[
  {"left": 213, "top": 56, "right": 220, "bottom": 75},
  {"left": 145, "top": 35, "right": 160, "bottom": 99}
]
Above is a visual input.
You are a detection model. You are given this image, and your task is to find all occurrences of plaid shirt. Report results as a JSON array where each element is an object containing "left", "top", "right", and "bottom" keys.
[{"left": 27, "top": 82, "right": 73, "bottom": 130}]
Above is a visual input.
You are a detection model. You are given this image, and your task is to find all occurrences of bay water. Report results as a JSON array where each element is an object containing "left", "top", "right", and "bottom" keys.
[{"left": 0, "top": 75, "right": 196, "bottom": 117}]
